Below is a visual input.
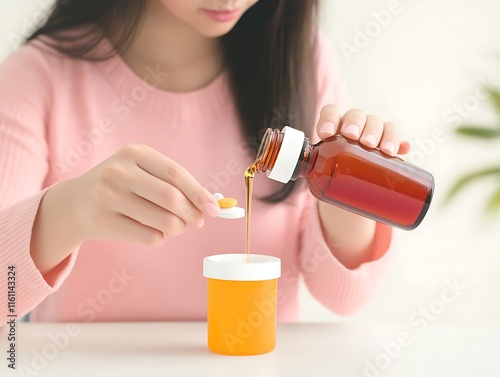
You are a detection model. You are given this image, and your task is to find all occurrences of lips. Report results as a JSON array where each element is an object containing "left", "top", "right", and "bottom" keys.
[{"left": 202, "top": 8, "right": 241, "bottom": 22}]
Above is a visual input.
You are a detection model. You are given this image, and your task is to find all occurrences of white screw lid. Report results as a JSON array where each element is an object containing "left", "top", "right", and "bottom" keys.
[
  {"left": 217, "top": 207, "right": 245, "bottom": 219},
  {"left": 203, "top": 254, "right": 281, "bottom": 281},
  {"left": 267, "top": 126, "right": 305, "bottom": 183},
  {"left": 213, "top": 193, "right": 245, "bottom": 219}
]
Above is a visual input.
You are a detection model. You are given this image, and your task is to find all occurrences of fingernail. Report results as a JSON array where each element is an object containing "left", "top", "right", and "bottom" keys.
[
  {"left": 344, "top": 124, "right": 360, "bottom": 138},
  {"left": 204, "top": 203, "right": 220, "bottom": 217},
  {"left": 383, "top": 141, "right": 395, "bottom": 155},
  {"left": 196, "top": 218, "right": 205, "bottom": 229},
  {"left": 320, "top": 122, "right": 336, "bottom": 136},
  {"left": 363, "top": 134, "right": 377, "bottom": 147}
]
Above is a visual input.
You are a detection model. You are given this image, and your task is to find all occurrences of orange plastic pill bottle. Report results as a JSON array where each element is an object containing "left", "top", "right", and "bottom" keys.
[{"left": 203, "top": 254, "right": 281, "bottom": 356}]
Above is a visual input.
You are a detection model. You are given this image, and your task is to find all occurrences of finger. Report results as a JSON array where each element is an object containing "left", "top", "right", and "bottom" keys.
[
  {"left": 115, "top": 192, "right": 188, "bottom": 237},
  {"left": 379, "top": 122, "right": 400, "bottom": 157},
  {"left": 339, "top": 109, "right": 367, "bottom": 141},
  {"left": 107, "top": 214, "right": 165, "bottom": 247},
  {"left": 129, "top": 166, "right": 205, "bottom": 228},
  {"left": 316, "top": 104, "right": 342, "bottom": 138},
  {"left": 398, "top": 140, "right": 411, "bottom": 155},
  {"left": 123, "top": 144, "right": 220, "bottom": 217},
  {"left": 359, "top": 115, "right": 384, "bottom": 148}
]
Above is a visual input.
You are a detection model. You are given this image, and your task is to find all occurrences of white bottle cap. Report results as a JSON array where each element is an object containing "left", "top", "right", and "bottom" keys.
[
  {"left": 203, "top": 254, "right": 281, "bottom": 281},
  {"left": 213, "top": 193, "right": 245, "bottom": 219},
  {"left": 267, "top": 126, "right": 305, "bottom": 183},
  {"left": 217, "top": 206, "right": 245, "bottom": 219}
]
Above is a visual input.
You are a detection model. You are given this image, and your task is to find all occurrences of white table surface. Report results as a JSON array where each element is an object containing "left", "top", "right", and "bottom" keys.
[{"left": 1, "top": 322, "right": 499, "bottom": 376}]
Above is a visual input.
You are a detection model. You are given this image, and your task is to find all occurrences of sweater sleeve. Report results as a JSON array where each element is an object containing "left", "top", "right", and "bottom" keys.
[
  {"left": 298, "top": 31, "right": 393, "bottom": 315},
  {"left": 0, "top": 43, "right": 79, "bottom": 324},
  {"left": 299, "top": 196, "right": 393, "bottom": 315}
]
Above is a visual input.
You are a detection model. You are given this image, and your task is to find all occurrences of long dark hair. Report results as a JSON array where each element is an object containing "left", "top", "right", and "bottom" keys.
[{"left": 27, "top": 0, "right": 319, "bottom": 201}]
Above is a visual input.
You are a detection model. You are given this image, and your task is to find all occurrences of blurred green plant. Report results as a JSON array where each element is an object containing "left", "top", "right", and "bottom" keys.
[{"left": 446, "top": 87, "right": 500, "bottom": 215}]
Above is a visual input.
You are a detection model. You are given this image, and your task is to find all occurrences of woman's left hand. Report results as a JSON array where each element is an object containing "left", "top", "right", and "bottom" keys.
[
  {"left": 315, "top": 105, "right": 411, "bottom": 156},
  {"left": 314, "top": 105, "right": 411, "bottom": 268}
]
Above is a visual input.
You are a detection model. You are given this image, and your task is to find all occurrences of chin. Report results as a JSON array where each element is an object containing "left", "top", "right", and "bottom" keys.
[
  {"left": 200, "top": 29, "right": 235, "bottom": 38},
  {"left": 195, "top": 21, "right": 240, "bottom": 38}
]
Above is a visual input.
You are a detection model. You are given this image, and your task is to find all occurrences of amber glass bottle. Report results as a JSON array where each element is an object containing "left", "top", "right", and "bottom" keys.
[{"left": 254, "top": 127, "right": 434, "bottom": 230}]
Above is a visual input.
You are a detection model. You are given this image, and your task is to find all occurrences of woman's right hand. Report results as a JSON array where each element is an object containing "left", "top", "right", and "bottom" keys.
[
  {"left": 69, "top": 144, "right": 220, "bottom": 246},
  {"left": 32, "top": 144, "right": 220, "bottom": 276}
]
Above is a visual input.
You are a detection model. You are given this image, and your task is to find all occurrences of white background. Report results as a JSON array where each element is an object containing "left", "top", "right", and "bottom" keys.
[{"left": 1, "top": 1, "right": 500, "bottom": 326}]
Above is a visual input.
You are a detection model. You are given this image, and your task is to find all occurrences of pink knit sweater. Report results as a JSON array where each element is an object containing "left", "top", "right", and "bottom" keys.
[{"left": 0, "top": 33, "right": 392, "bottom": 324}]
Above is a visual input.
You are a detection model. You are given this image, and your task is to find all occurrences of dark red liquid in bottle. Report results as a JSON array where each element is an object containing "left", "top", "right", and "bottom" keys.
[
  {"left": 296, "top": 136, "right": 433, "bottom": 230},
  {"left": 256, "top": 129, "right": 434, "bottom": 230}
]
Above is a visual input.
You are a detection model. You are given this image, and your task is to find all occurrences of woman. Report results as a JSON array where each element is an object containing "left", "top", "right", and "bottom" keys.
[{"left": 0, "top": 0, "right": 409, "bottom": 323}]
